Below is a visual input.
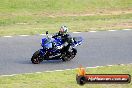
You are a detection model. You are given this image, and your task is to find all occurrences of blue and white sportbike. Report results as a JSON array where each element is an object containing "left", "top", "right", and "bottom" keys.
[{"left": 31, "top": 31, "right": 83, "bottom": 64}]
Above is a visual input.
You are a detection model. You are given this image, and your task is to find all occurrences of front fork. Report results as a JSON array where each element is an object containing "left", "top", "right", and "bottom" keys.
[
  {"left": 39, "top": 48, "right": 52, "bottom": 59},
  {"left": 39, "top": 49, "right": 46, "bottom": 57}
]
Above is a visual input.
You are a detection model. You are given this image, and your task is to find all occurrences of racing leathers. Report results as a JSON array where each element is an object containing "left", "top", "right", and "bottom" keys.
[{"left": 52, "top": 31, "right": 72, "bottom": 54}]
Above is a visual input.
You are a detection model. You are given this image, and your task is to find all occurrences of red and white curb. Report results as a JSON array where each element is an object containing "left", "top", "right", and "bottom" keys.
[
  {"left": 2, "top": 29, "right": 132, "bottom": 38},
  {"left": 1, "top": 63, "right": 132, "bottom": 77}
]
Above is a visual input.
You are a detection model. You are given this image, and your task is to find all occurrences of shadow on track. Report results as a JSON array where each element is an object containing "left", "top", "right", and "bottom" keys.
[
  {"left": 15, "top": 58, "right": 67, "bottom": 65},
  {"left": 41, "top": 60, "right": 64, "bottom": 64}
]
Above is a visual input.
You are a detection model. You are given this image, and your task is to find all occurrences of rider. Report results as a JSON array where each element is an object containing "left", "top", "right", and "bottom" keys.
[{"left": 52, "top": 26, "right": 73, "bottom": 53}]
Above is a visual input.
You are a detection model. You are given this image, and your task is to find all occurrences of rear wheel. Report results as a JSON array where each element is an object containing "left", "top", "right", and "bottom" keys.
[
  {"left": 31, "top": 50, "right": 43, "bottom": 64},
  {"left": 62, "top": 48, "right": 77, "bottom": 61}
]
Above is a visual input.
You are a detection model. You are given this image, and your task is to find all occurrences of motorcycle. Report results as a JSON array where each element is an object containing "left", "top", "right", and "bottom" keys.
[{"left": 31, "top": 31, "right": 83, "bottom": 64}]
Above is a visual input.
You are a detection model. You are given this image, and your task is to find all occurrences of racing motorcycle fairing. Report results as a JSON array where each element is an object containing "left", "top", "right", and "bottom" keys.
[{"left": 31, "top": 31, "right": 83, "bottom": 64}]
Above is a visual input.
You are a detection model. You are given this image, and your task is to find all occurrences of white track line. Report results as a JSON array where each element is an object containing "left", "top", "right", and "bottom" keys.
[
  {"left": 108, "top": 30, "right": 117, "bottom": 31},
  {"left": 86, "top": 66, "right": 100, "bottom": 68},
  {"left": 73, "top": 32, "right": 81, "bottom": 33},
  {"left": 26, "top": 73, "right": 34, "bottom": 75},
  {"left": 119, "top": 64, "right": 125, "bottom": 66},
  {"left": 55, "top": 70, "right": 65, "bottom": 72},
  {"left": 45, "top": 71, "right": 54, "bottom": 72},
  {"left": 2, "top": 74, "right": 17, "bottom": 77},
  {"left": 36, "top": 72, "right": 42, "bottom": 74},
  {"left": 66, "top": 68, "right": 78, "bottom": 70},
  {"left": 89, "top": 31, "right": 97, "bottom": 32},
  {"left": 95, "top": 66, "right": 101, "bottom": 68},
  {"left": 1, "top": 63, "right": 131, "bottom": 77},
  {"left": 123, "top": 29, "right": 132, "bottom": 31},
  {"left": 1, "top": 29, "right": 132, "bottom": 38},
  {"left": 19, "top": 35, "right": 29, "bottom": 37},
  {"left": 107, "top": 65, "right": 113, "bottom": 66},
  {"left": 3, "top": 36, "right": 12, "bottom": 38}
]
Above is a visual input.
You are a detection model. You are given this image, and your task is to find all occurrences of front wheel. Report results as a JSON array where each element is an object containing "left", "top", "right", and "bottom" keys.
[
  {"left": 31, "top": 50, "right": 43, "bottom": 64},
  {"left": 62, "top": 48, "right": 77, "bottom": 61}
]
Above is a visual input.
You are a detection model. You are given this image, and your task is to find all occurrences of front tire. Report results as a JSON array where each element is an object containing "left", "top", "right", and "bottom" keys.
[{"left": 31, "top": 50, "right": 43, "bottom": 64}]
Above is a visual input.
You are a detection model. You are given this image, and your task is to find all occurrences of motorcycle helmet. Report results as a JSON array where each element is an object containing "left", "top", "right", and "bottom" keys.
[{"left": 60, "top": 25, "right": 68, "bottom": 34}]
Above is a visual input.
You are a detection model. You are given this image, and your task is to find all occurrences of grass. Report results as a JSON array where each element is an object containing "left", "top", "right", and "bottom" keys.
[
  {"left": 0, "top": 0, "right": 132, "bottom": 13},
  {"left": 0, "top": 64, "right": 132, "bottom": 88},
  {"left": 0, "top": 13, "right": 132, "bottom": 36},
  {"left": 0, "top": 0, "right": 132, "bottom": 36}
]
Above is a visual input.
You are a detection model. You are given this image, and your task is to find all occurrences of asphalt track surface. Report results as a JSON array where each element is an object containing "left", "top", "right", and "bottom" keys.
[{"left": 0, "top": 30, "right": 132, "bottom": 75}]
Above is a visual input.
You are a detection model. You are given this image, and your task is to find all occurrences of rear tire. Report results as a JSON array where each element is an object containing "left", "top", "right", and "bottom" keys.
[{"left": 31, "top": 50, "right": 43, "bottom": 64}]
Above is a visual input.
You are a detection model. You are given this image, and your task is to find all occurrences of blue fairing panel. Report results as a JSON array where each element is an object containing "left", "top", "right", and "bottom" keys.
[{"left": 41, "top": 38, "right": 53, "bottom": 48}]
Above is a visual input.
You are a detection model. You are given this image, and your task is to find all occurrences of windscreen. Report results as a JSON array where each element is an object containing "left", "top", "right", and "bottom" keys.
[{"left": 42, "top": 38, "right": 52, "bottom": 45}]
